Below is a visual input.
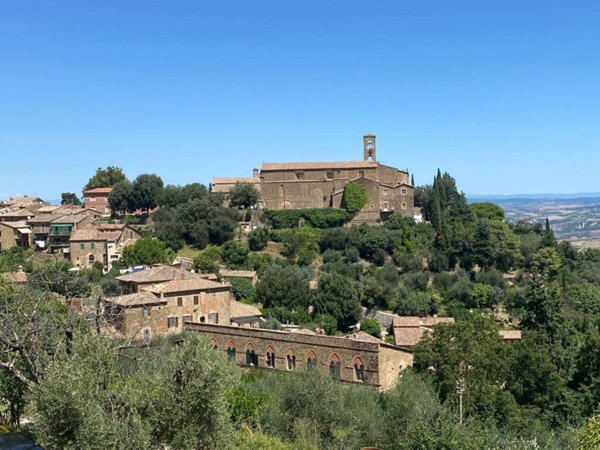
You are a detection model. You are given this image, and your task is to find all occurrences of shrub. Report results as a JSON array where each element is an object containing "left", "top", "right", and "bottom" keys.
[
  {"left": 343, "top": 182, "right": 369, "bottom": 215},
  {"left": 231, "top": 277, "right": 256, "bottom": 301},
  {"left": 248, "top": 228, "right": 268, "bottom": 251},
  {"left": 264, "top": 209, "right": 349, "bottom": 229}
]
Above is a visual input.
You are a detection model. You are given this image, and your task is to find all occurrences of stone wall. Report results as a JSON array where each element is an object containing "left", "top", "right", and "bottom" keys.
[{"left": 185, "top": 322, "right": 413, "bottom": 390}]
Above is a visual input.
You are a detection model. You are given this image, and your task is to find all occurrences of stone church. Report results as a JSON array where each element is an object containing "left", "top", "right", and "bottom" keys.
[{"left": 212, "top": 134, "right": 414, "bottom": 224}]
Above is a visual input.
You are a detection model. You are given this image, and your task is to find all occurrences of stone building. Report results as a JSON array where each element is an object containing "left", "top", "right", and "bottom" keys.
[
  {"left": 115, "top": 265, "right": 217, "bottom": 293},
  {"left": 185, "top": 322, "right": 413, "bottom": 391},
  {"left": 0, "top": 221, "right": 32, "bottom": 250},
  {"left": 47, "top": 210, "right": 99, "bottom": 254},
  {"left": 69, "top": 223, "right": 141, "bottom": 270},
  {"left": 83, "top": 187, "right": 112, "bottom": 215},
  {"left": 211, "top": 169, "right": 261, "bottom": 206},
  {"left": 212, "top": 134, "right": 414, "bottom": 224}
]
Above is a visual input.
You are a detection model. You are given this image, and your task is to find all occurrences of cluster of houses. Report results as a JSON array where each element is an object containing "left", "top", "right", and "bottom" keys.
[{"left": 0, "top": 190, "right": 140, "bottom": 271}]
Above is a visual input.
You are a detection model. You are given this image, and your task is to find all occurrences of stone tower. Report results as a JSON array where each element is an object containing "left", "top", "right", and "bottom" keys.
[{"left": 363, "top": 134, "right": 376, "bottom": 161}]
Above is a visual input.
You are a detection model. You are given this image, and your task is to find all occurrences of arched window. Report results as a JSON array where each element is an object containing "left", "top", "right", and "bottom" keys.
[
  {"left": 89, "top": 254, "right": 95, "bottom": 263},
  {"left": 226, "top": 340, "right": 236, "bottom": 360},
  {"left": 306, "top": 350, "right": 318, "bottom": 370},
  {"left": 265, "top": 345, "right": 275, "bottom": 368},
  {"left": 210, "top": 338, "right": 218, "bottom": 349},
  {"left": 286, "top": 348, "right": 296, "bottom": 371},
  {"left": 245, "top": 343, "right": 258, "bottom": 366},
  {"left": 352, "top": 356, "right": 366, "bottom": 382},
  {"left": 329, "top": 353, "right": 341, "bottom": 380}
]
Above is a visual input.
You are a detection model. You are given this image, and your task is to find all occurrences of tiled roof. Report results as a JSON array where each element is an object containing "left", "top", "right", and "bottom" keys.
[
  {"left": 0, "top": 210, "right": 34, "bottom": 219},
  {"left": 392, "top": 316, "right": 455, "bottom": 347},
  {"left": 261, "top": 161, "right": 378, "bottom": 171},
  {"left": 116, "top": 265, "right": 203, "bottom": 283},
  {"left": 230, "top": 300, "right": 262, "bottom": 318},
  {"left": 69, "top": 228, "right": 122, "bottom": 242},
  {"left": 0, "top": 221, "right": 31, "bottom": 230},
  {"left": 143, "top": 278, "right": 229, "bottom": 294},
  {"left": 498, "top": 330, "right": 522, "bottom": 340},
  {"left": 105, "top": 291, "right": 164, "bottom": 307},
  {"left": 220, "top": 269, "right": 257, "bottom": 279},
  {"left": 51, "top": 211, "right": 98, "bottom": 224},
  {"left": 392, "top": 316, "right": 454, "bottom": 327},
  {"left": 212, "top": 177, "right": 260, "bottom": 184},
  {"left": 347, "top": 331, "right": 383, "bottom": 343},
  {"left": 84, "top": 187, "right": 113, "bottom": 194}
]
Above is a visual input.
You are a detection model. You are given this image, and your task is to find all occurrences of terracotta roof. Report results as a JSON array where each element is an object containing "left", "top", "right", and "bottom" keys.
[
  {"left": 0, "top": 210, "right": 34, "bottom": 219},
  {"left": 69, "top": 228, "right": 121, "bottom": 242},
  {"left": 51, "top": 211, "right": 97, "bottom": 224},
  {"left": 392, "top": 316, "right": 454, "bottom": 327},
  {"left": 261, "top": 161, "right": 378, "bottom": 171},
  {"left": 116, "top": 265, "right": 203, "bottom": 283},
  {"left": 393, "top": 328, "right": 424, "bottom": 347},
  {"left": 220, "top": 269, "right": 257, "bottom": 279},
  {"left": 142, "top": 278, "right": 229, "bottom": 294},
  {"left": 347, "top": 331, "right": 383, "bottom": 343},
  {"left": 0, "top": 221, "right": 31, "bottom": 230},
  {"left": 212, "top": 177, "right": 260, "bottom": 184},
  {"left": 84, "top": 187, "right": 113, "bottom": 194},
  {"left": 230, "top": 300, "right": 262, "bottom": 318},
  {"left": 105, "top": 291, "right": 164, "bottom": 307},
  {"left": 498, "top": 330, "right": 522, "bottom": 340},
  {"left": 392, "top": 316, "right": 455, "bottom": 347}
]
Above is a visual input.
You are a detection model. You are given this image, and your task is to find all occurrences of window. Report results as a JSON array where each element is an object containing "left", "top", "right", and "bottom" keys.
[
  {"left": 295, "top": 171, "right": 304, "bottom": 180},
  {"left": 193, "top": 295, "right": 199, "bottom": 305},
  {"left": 143, "top": 307, "right": 149, "bottom": 318},
  {"left": 401, "top": 188, "right": 407, "bottom": 195},
  {"left": 287, "top": 354, "right": 296, "bottom": 370},
  {"left": 167, "top": 317, "right": 178, "bottom": 328},
  {"left": 200, "top": 316, "right": 206, "bottom": 323},
  {"left": 401, "top": 202, "right": 407, "bottom": 209},
  {"left": 330, "top": 360, "right": 341, "bottom": 380},
  {"left": 142, "top": 328, "right": 151, "bottom": 343},
  {"left": 266, "top": 351, "right": 275, "bottom": 368},
  {"left": 183, "top": 315, "right": 192, "bottom": 323},
  {"left": 90, "top": 242, "right": 95, "bottom": 249},
  {"left": 306, "top": 350, "right": 318, "bottom": 369},
  {"left": 383, "top": 189, "right": 388, "bottom": 196},
  {"left": 245, "top": 348, "right": 258, "bottom": 366},
  {"left": 227, "top": 347, "right": 236, "bottom": 360},
  {"left": 89, "top": 196, "right": 96, "bottom": 202},
  {"left": 359, "top": 170, "right": 365, "bottom": 178},
  {"left": 177, "top": 297, "right": 183, "bottom": 307},
  {"left": 354, "top": 364, "right": 366, "bottom": 381},
  {"left": 326, "top": 171, "right": 334, "bottom": 180},
  {"left": 88, "top": 255, "right": 95, "bottom": 263},
  {"left": 80, "top": 243, "right": 84, "bottom": 250},
  {"left": 208, "top": 312, "right": 218, "bottom": 324},
  {"left": 383, "top": 202, "right": 389, "bottom": 209}
]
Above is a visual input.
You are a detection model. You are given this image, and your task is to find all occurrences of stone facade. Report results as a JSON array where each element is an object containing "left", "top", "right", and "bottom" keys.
[
  {"left": 83, "top": 187, "right": 112, "bottom": 215},
  {"left": 0, "top": 221, "right": 32, "bottom": 251},
  {"left": 213, "top": 134, "right": 414, "bottom": 224},
  {"left": 69, "top": 224, "right": 141, "bottom": 270},
  {"left": 105, "top": 280, "right": 234, "bottom": 340},
  {"left": 185, "top": 322, "right": 413, "bottom": 391}
]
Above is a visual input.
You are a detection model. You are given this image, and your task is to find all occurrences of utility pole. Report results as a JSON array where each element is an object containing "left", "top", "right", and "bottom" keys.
[{"left": 456, "top": 378, "right": 465, "bottom": 424}]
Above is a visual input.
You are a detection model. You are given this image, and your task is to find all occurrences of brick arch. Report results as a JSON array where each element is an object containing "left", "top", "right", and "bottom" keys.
[
  {"left": 329, "top": 352, "right": 342, "bottom": 379},
  {"left": 245, "top": 341, "right": 255, "bottom": 352},
  {"left": 328, "top": 352, "right": 341, "bottom": 365},
  {"left": 265, "top": 344, "right": 276, "bottom": 368},
  {"left": 210, "top": 338, "right": 218, "bottom": 348},
  {"left": 226, "top": 339, "right": 236, "bottom": 349},
  {"left": 351, "top": 355, "right": 365, "bottom": 368},
  {"left": 286, "top": 347, "right": 297, "bottom": 371},
  {"left": 352, "top": 355, "right": 366, "bottom": 382},
  {"left": 305, "top": 349, "right": 318, "bottom": 369}
]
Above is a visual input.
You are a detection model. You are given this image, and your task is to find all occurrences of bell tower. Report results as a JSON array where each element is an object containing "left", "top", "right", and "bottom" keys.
[{"left": 363, "top": 134, "right": 376, "bottom": 161}]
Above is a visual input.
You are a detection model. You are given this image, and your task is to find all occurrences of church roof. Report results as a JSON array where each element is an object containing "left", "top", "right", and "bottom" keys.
[{"left": 261, "top": 161, "right": 377, "bottom": 171}]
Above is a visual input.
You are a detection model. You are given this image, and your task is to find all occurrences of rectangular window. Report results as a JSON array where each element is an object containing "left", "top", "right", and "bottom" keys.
[
  {"left": 358, "top": 170, "right": 365, "bottom": 178},
  {"left": 193, "top": 295, "right": 199, "bottom": 305},
  {"left": 383, "top": 202, "right": 389, "bottom": 209},
  {"left": 183, "top": 315, "right": 192, "bottom": 323},
  {"left": 383, "top": 189, "right": 388, "bottom": 196},
  {"left": 326, "top": 171, "right": 334, "bottom": 180},
  {"left": 167, "top": 317, "right": 178, "bottom": 328},
  {"left": 401, "top": 188, "right": 407, "bottom": 195},
  {"left": 90, "top": 243, "right": 95, "bottom": 249},
  {"left": 208, "top": 312, "right": 218, "bottom": 324},
  {"left": 177, "top": 297, "right": 183, "bottom": 307},
  {"left": 80, "top": 243, "right": 84, "bottom": 250},
  {"left": 143, "top": 307, "right": 149, "bottom": 318}
]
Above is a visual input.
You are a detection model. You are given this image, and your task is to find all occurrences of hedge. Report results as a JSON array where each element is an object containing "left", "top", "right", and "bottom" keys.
[{"left": 263, "top": 208, "right": 350, "bottom": 229}]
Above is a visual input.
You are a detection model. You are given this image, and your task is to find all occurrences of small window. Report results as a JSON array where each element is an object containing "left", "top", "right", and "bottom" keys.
[
  {"left": 359, "top": 170, "right": 365, "bottom": 178},
  {"left": 383, "top": 202, "right": 389, "bottom": 209},
  {"left": 401, "top": 188, "right": 407, "bottom": 195},
  {"left": 88, "top": 255, "right": 95, "bottom": 263},
  {"left": 89, "top": 196, "right": 96, "bottom": 201},
  {"left": 295, "top": 171, "right": 304, "bottom": 180},
  {"left": 330, "top": 360, "right": 341, "bottom": 380},
  {"left": 266, "top": 351, "right": 275, "bottom": 368},
  {"left": 200, "top": 316, "right": 206, "bottom": 323},
  {"left": 143, "top": 307, "right": 149, "bottom": 318},
  {"left": 326, "top": 171, "right": 334, "bottom": 180},
  {"left": 193, "top": 295, "right": 199, "bottom": 305},
  {"left": 80, "top": 243, "right": 85, "bottom": 250},
  {"left": 167, "top": 317, "right": 178, "bottom": 328},
  {"left": 287, "top": 354, "right": 296, "bottom": 370},
  {"left": 307, "top": 357, "right": 317, "bottom": 369},
  {"left": 208, "top": 312, "right": 218, "bottom": 324},
  {"left": 383, "top": 189, "right": 388, "bottom": 196},
  {"left": 177, "top": 297, "right": 183, "bottom": 307},
  {"left": 354, "top": 364, "right": 366, "bottom": 381},
  {"left": 227, "top": 347, "right": 236, "bottom": 360},
  {"left": 245, "top": 349, "right": 258, "bottom": 366},
  {"left": 90, "top": 242, "right": 95, "bottom": 249},
  {"left": 183, "top": 315, "right": 192, "bottom": 323},
  {"left": 401, "top": 202, "right": 407, "bottom": 209}
]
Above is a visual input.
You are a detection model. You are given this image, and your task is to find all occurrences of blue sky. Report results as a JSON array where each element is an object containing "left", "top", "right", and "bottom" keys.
[{"left": 1, "top": 1, "right": 600, "bottom": 200}]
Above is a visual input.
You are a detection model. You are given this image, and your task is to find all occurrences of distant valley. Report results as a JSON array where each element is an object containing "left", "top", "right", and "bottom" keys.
[{"left": 470, "top": 195, "right": 600, "bottom": 248}]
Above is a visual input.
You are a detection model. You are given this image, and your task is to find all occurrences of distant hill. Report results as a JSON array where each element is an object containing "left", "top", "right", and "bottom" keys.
[{"left": 468, "top": 193, "right": 600, "bottom": 201}]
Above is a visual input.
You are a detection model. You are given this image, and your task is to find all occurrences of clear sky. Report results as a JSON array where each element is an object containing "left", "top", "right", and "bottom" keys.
[{"left": 2, "top": 1, "right": 600, "bottom": 200}]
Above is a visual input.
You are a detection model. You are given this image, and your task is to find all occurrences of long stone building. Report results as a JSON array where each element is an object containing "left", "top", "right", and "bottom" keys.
[
  {"left": 185, "top": 322, "right": 413, "bottom": 391},
  {"left": 212, "top": 134, "right": 415, "bottom": 224}
]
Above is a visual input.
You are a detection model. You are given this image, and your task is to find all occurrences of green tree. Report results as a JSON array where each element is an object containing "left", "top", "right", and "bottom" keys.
[
  {"left": 248, "top": 227, "right": 268, "bottom": 251},
  {"left": 470, "top": 202, "right": 505, "bottom": 221},
  {"left": 107, "top": 180, "right": 134, "bottom": 215},
  {"left": 132, "top": 173, "right": 164, "bottom": 212},
  {"left": 255, "top": 264, "right": 311, "bottom": 309},
  {"left": 532, "top": 246, "right": 562, "bottom": 278},
  {"left": 230, "top": 277, "right": 256, "bottom": 302},
  {"left": 360, "top": 318, "right": 381, "bottom": 338},
  {"left": 577, "top": 412, "right": 600, "bottom": 450},
  {"left": 83, "top": 166, "right": 127, "bottom": 191},
  {"left": 222, "top": 241, "right": 249, "bottom": 269},
  {"left": 314, "top": 272, "right": 362, "bottom": 331},
  {"left": 121, "top": 238, "right": 173, "bottom": 266},
  {"left": 229, "top": 183, "right": 260, "bottom": 209},
  {"left": 60, "top": 192, "right": 81, "bottom": 206}
]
